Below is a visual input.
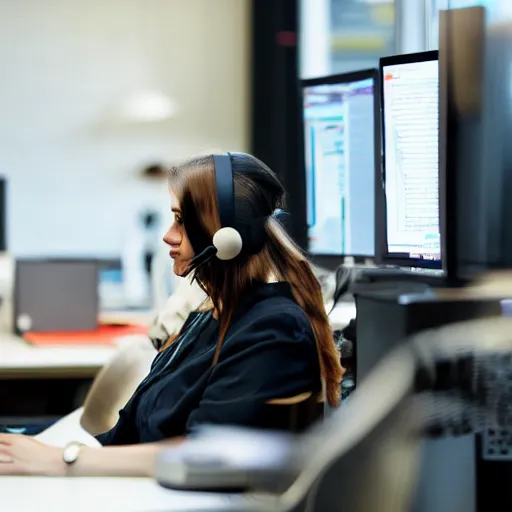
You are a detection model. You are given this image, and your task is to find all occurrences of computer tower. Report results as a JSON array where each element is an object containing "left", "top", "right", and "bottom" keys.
[
  {"left": 355, "top": 286, "right": 507, "bottom": 511},
  {"left": 355, "top": 288, "right": 501, "bottom": 382}
]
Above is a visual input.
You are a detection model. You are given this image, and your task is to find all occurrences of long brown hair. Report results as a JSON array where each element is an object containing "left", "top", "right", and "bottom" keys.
[{"left": 169, "top": 153, "right": 344, "bottom": 407}]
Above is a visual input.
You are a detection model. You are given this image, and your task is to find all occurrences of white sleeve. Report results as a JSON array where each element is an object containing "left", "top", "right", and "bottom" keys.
[
  {"left": 155, "top": 275, "right": 207, "bottom": 337},
  {"left": 150, "top": 242, "right": 175, "bottom": 311}
]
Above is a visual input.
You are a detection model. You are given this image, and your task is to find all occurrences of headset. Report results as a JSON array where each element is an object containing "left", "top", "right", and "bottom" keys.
[
  {"left": 210, "top": 154, "right": 245, "bottom": 260},
  {"left": 185, "top": 152, "right": 290, "bottom": 274},
  {"left": 186, "top": 153, "right": 263, "bottom": 273}
]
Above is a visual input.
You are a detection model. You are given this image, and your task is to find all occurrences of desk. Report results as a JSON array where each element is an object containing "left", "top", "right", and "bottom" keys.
[
  {"left": 0, "top": 333, "right": 117, "bottom": 379},
  {"left": 0, "top": 307, "right": 152, "bottom": 379},
  {"left": 0, "top": 477, "right": 259, "bottom": 512},
  {"left": 0, "top": 333, "right": 144, "bottom": 425},
  {"left": 0, "top": 333, "right": 118, "bottom": 425}
]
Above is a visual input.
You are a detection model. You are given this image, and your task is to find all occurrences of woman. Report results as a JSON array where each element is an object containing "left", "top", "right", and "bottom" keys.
[{"left": 0, "top": 152, "right": 343, "bottom": 477}]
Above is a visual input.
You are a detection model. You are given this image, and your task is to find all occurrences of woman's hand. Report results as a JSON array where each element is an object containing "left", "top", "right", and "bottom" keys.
[{"left": 0, "top": 434, "right": 66, "bottom": 476}]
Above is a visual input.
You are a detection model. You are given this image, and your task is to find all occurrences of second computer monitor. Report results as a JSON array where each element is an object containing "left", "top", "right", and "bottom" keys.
[
  {"left": 378, "top": 51, "right": 441, "bottom": 270},
  {"left": 302, "top": 69, "right": 379, "bottom": 260}
]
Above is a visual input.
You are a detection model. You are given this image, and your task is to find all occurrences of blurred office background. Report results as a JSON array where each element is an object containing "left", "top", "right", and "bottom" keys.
[
  {"left": 1, "top": 0, "right": 510, "bottom": 269},
  {"left": 301, "top": 0, "right": 508, "bottom": 81},
  {"left": 1, "top": 0, "right": 250, "bottom": 259}
]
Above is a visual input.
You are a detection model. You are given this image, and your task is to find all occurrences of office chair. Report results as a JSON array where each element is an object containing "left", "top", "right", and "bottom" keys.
[
  {"left": 265, "top": 392, "right": 324, "bottom": 434},
  {"left": 155, "top": 315, "right": 512, "bottom": 512},
  {"left": 80, "top": 336, "right": 155, "bottom": 436}
]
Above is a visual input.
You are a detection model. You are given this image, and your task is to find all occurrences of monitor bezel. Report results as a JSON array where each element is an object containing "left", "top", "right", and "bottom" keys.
[
  {"left": 376, "top": 50, "right": 442, "bottom": 270},
  {"left": 301, "top": 68, "right": 380, "bottom": 264}
]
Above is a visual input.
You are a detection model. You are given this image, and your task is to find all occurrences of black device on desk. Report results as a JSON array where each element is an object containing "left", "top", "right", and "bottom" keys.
[
  {"left": 13, "top": 258, "right": 99, "bottom": 334},
  {"left": 438, "top": 7, "right": 512, "bottom": 280},
  {"left": 354, "top": 287, "right": 502, "bottom": 382},
  {"left": 301, "top": 69, "right": 379, "bottom": 270}
]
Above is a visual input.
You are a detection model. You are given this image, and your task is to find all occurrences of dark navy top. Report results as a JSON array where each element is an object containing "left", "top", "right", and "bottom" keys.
[{"left": 96, "top": 281, "right": 321, "bottom": 445}]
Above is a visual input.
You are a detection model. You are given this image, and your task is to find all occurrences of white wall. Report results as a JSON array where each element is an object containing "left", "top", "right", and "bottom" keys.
[{"left": 0, "top": 0, "right": 251, "bottom": 257}]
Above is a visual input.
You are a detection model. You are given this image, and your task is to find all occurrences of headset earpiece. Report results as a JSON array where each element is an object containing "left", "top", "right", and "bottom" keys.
[{"left": 212, "top": 227, "right": 243, "bottom": 260}]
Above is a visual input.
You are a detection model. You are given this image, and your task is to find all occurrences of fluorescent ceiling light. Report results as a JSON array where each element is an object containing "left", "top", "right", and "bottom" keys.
[{"left": 117, "top": 90, "right": 178, "bottom": 122}]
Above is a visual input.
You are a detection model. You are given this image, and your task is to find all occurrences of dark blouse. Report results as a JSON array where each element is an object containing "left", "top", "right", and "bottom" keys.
[{"left": 96, "top": 281, "right": 321, "bottom": 445}]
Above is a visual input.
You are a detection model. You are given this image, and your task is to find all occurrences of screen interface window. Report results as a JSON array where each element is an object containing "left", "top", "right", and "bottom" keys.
[
  {"left": 382, "top": 59, "right": 440, "bottom": 262},
  {"left": 303, "top": 78, "right": 375, "bottom": 256}
]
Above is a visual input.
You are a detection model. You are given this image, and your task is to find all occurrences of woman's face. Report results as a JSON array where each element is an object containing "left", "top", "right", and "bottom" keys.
[{"left": 163, "top": 189, "right": 195, "bottom": 276}]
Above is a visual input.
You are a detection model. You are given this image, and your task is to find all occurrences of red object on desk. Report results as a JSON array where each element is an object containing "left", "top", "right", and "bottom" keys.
[{"left": 23, "top": 324, "right": 148, "bottom": 347}]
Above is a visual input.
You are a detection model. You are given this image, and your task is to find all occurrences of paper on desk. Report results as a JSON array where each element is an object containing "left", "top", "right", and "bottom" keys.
[
  {"left": 22, "top": 324, "right": 149, "bottom": 347},
  {"left": 35, "top": 407, "right": 101, "bottom": 448}
]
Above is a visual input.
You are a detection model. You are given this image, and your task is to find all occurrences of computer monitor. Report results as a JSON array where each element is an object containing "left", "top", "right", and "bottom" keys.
[
  {"left": 0, "top": 177, "right": 5, "bottom": 252},
  {"left": 377, "top": 51, "right": 442, "bottom": 270},
  {"left": 13, "top": 259, "right": 99, "bottom": 333},
  {"left": 301, "top": 69, "right": 379, "bottom": 262}
]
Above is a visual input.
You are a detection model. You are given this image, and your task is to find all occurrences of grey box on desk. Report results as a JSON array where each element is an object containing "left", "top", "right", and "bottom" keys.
[
  {"left": 14, "top": 259, "right": 99, "bottom": 333},
  {"left": 355, "top": 289, "right": 502, "bottom": 383}
]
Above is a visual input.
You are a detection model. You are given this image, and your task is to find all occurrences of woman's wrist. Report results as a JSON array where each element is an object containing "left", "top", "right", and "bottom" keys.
[
  {"left": 64, "top": 444, "right": 159, "bottom": 478},
  {"left": 46, "top": 445, "right": 68, "bottom": 477}
]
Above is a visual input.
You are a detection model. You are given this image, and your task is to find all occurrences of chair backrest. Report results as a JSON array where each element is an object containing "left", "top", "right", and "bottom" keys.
[
  {"left": 80, "top": 337, "right": 156, "bottom": 436},
  {"left": 266, "top": 391, "right": 324, "bottom": 433},
  {"left": 278, "top": 346, "right": 420, "bottom": 512}
]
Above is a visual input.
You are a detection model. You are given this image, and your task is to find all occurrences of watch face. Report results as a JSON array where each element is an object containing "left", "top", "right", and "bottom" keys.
[{"left": 63, "top": 442, "right": 81, "bottom": 464}]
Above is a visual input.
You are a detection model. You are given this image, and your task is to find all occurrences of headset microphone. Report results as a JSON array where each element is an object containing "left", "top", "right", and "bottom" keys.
[
  {"left": 186, "top": 246, "right": 218, "bottom": 274},
  {"left": 184, "top": 227, "right": 243, "bottom": 276}
]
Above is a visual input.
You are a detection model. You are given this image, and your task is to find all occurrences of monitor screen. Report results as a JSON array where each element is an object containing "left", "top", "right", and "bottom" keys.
[
  {"left": 302, "top": 70, "right": 377, "bottom": 258},
  {"left": 379, "top": 51, "right": 441, "bottom": 269}
]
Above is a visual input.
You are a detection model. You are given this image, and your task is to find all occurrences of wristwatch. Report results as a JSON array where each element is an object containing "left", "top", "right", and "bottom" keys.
[{"left": 63, "top": 441, "right": 83, "bottom": 465}]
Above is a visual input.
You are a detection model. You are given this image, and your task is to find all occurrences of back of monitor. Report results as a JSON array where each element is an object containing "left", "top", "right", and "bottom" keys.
[{"left": 14, "top": 259, "right": 98, "bottom": 333}]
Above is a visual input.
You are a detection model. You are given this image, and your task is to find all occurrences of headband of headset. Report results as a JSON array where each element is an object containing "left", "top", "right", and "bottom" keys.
[{"left": 213, "top": 154, "right": 235, "bottom": 231}]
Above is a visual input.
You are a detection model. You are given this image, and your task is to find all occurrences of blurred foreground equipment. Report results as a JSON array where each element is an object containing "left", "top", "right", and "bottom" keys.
[{"left": 156, "top": 311, "right": 512, "bottom": 511}]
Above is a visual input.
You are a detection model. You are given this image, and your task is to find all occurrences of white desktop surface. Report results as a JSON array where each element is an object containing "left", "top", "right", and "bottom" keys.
[
  {"left": 0, "top": 477, "right": 253, "bottom": 512},
  {"left": 0, "top": 333, "right": 118, "bottom": 378}
]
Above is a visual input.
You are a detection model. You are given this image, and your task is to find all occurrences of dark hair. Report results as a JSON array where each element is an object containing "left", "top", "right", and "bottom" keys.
[{"left": 169, "top": 153, "right": 344, "bottom": 406}]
